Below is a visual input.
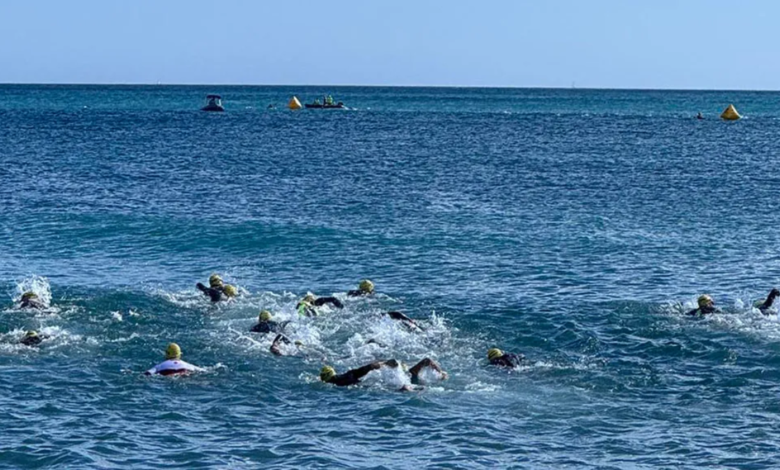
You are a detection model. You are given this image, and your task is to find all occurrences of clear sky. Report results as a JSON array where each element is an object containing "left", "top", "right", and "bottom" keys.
[{"left": 1, "top": 0, "right": 778, "bottom": 89}]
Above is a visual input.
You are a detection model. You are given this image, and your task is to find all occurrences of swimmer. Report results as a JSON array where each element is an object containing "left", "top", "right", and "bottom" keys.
[
  {"left": 347, "top": 279, "right": 375, "bottom": 297},
  {"left": 296, "top": 293, "right": 344, "bottom": 317},
  {"left": 20, "top": 330, "right": 47, "bottom": 347},
  {"left": 696, "top": 112, "right": 704, "bottom": 120},
  {"left": 145, "top": 343, "right": 203, "bottom": 376},
  {"left": 269, "top": 334, "right": 305, "bottom": 356},
  {"left": 251, "top": 310, "right": 289, "bottom": 334},
  {"left": 19, "top": 292, "right": 45, "bottom": 310},
  {"left": 755, "top": 288, "right": 780, "bottom": 315},
  {"left": 320, "top": 358, "right": 447, "bottom": 389},
  {"left": 196, "top": 274, "right": 238, "bottom": 303},
  {"left": 487, "top": 348, "right": 525, "bottom": 368},
  {"left": 383, "top": 311, "right": 424, "bottom": 331},
  {"left": 686, "top": 294, "right": 720, "bottom": 316}
]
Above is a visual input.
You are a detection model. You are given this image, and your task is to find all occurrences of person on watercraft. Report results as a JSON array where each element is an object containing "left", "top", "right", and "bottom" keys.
[
  {"left": 251, "top": 310, "right": 289, "bottom": 334},
  {"left": 145, "top": 343, "right": 203, "bottom": 376},
  {"left": 383, "top": 311, "right": 424, "bottom": 332},
  {"left": 347, "top": 279, "right": 375, "bottom": 297},
  {"left": 20, "top": 330, "right": 47, "bottom": 347},
  {"left": 196, "top": 274, "right": 238, "bottom": 303},
  {"left": 755, "top": 288, "right": 780, "bottom": 315},
  {"left": 325, "top": 95, "right": 334, "bottom": 106},
  {"left": 296, "top": 293, "right": 344, "bottom": 317},
  {"left": 685, "top": 294, "right": 720, "bottom": 316},
  {"left": 269, "top": 334, "right": 305, "bottom": 356},
  {"left": 19, "top": 292, "right": 46, "bottom": 310},
  {"left": 487, "top": 348, "right": 525, "bottom": 368},
  {"left": 320, "top": 358, "right": 446, "bottom": 388}
]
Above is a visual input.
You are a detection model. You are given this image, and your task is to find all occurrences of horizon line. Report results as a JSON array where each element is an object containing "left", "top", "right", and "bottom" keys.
[{"left": 0, "top": 82, "right": 779, "bottom": 93}]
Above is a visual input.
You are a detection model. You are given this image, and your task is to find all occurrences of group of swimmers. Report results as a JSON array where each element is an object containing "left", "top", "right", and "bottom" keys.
[{"left": 12, "top": 277, "right": 777, "bottom": 391}]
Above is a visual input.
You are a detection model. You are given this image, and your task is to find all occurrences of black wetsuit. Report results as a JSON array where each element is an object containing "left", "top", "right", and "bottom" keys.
[
  {"left": 251, "top": 320, "right": 289, "bottom": 334},
  {"left": 325, "top": 362, "right": 381, "bottom": 387},
  {"left": 196, "top": 283, "right": 229, "bottom": 302},
  {"left": 20, "top": 298, "right": 45, "bottom": 310},
  {"left": 489, "top": 353, "right": 525, "bottom": 368},
  {"left": 685, "top": 305, "right": 719, "bottom": 317},
  {"left": 758, "top": 289, "right": 780, "bottom": 315},
  {"left": 384, "top": 311, "right": 423, "bottom": 331},
  {"left": 347, "top": 290, "right": 372, "bottom": 297},
  {"left": 21, "top": 335, "right": 44, "bottom": 347},
  {"left": 298, "top": 296, "right": 344, "bottom": 317}
]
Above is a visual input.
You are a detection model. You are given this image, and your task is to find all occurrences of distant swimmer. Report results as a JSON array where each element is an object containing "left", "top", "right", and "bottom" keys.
[
  {"left": 320, "top": 358, "right": 447, "bottom": 389},
  {"left": 20, "top": 330, "right": 47, "bottom": 347},
  {"left": 383, "top": 311, "right": 424, "bottom": 331},
  {"left": 347, "top": 279, "right": 375, "bottom": 297},
  {"left": 269, "top": 334, "right": 305, "bottom": 356},
  {"left": 251, "top": 310, "right": 289, "bottom": 334},
  {"left": 686, "top": 294, "right": 720, "bottom": 316},
  {"left": 296, "top": 293, "right": 344, "bottom": 317},
  {"left": 19, "top": 292, "right": 45, "bottom": 310},
  {"left": 487, "top": 348, "right": 525, "bottom": 368},
  {"left": 196, "top": 274, "right": 238, "bottom": 303},
  {"left": 145, "top": 343, "right": 203, "bottom": 376},
  {"left": 696, "top": 112, "right": 704, "bottom": 120},
  {"left": 755, "top": 288, "right": 780, "bottom": 315}
]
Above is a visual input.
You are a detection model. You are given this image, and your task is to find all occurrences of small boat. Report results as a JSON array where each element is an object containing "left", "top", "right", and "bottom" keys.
[
  {"left": 305, "top": 95, "right": 346, "bottom": 109},
  {"left": 304, "top": 102, "right": 346, "bottom": 109},
  {"left": 202, "top": 95, "right": 225, "bottom": 112}
]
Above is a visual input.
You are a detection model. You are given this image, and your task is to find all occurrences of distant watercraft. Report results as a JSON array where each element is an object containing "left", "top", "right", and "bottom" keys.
[
  {"left": 201, "top": 95, "right": 225, "bottom": 112},
  {"left": 305, "top": 95, "right": 346, "bottom": 109}
]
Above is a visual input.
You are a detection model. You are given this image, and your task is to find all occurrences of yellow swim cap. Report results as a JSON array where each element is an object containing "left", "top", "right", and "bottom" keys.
[
  {"left": 488, "top": 348, "right": 503, "bottom": 361},
  {"left": 697, "top": 294, "right": 714, "bottom": 309},
  {"left": 25, "top": 330, "right": 38, "bottom": 338},
  {"left": 166, "top": 343, "right": 182, "bottom": 360},
  {"left": 302, "top": 293, "right": 316, "bottom": 304},
  {"left": 209, "top": 274, "right": 223, "bottom": 288},
  {"left": 21, "top": 292, "right": 38, "bottom": 301},
  {"left": 294, "top": 340, "right": 304, "bottom": 347},
  {"left": 223, "top": 285, "right": 238, "bottom": 297},
  {"left": 259, "top": 310, "right": 272, "bottom": 321},
  {"left": 359, "top": 279, "right": 375, "bottom": 294},
  {"left": 320, "top": 366, "right": 336, "bottom": 382}
]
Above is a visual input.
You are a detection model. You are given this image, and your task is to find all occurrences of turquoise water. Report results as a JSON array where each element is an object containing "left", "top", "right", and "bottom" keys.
[{"left": 3, "top": 85, "right": 780, "bottom": 469}]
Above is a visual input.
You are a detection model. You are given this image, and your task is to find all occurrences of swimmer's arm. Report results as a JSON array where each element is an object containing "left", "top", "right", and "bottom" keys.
[
  {"left": 759, "top": 289, "right": 780, "bottom": 315},
  {"left": 270, "top": 334, "right": 291, "bottom": 356},
  {"left": 386, "top": 311, "right": 424, "bottom": 331},
  {"left": 347, "top": 361, "right": 385, "bottom": 380},
  {"left": 313, "top": 297, "right": 344, "bottom": 309},
  {"left": 685, "top": 308, "right": 700, "bottom": 316}
]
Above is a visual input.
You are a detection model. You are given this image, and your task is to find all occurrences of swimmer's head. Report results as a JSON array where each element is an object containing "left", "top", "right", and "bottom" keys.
[
  {"left": 21, "top": 292, "right": 38, "bottom": 301},
  {"left": 697, "top": 294, "right": 714, "bottom": 309},
  {"left": 302, "top": 293, "right": 316, "bottom": 304},
  {"left": 24, "top": 330, "right": 38, "bottom": 338},
  {"left": 487, "top": 348, "right": 503, "bottom": 361},
  {"left": 165, "top": 343, "right": 182, "bottom": 360},
  {"left": 209, "top": 274, "right": 223, "bottom": 288},
  {"left": 358, "top": 279, "right": 375, "bottom": 294},
  {"left": 222, "top": 285, "right": 238, "bottom": 298},
  {"left": 320, "top": 366, "right": 336, "bottom": 382},
  {"left": 294, "top": 340, "right": 304, "bottom": 347},
  {"left": 259, "top": 310, "right": 272, "bottom": 322}
]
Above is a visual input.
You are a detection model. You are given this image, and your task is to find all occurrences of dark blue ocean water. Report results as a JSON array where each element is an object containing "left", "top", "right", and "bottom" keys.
[{"left": 2, "top": 85, "right": 780, "bottom": 469}]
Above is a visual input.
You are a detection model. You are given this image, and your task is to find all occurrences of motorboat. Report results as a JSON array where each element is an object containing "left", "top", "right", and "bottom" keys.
[{"left": 202, "top": 95, "right": 225, "bottom": 112}]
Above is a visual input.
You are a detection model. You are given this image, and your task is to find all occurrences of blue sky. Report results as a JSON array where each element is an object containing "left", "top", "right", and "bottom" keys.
[{"left": 1, "top": 0, "right": 777, "bottom": 89}]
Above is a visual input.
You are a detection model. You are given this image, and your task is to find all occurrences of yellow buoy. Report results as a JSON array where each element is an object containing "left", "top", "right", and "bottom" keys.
[
  {"left": 720, "top": 104, "right": 741, "bottom": 121},
  {"left": 288, "top": 96, "right": 302, "bottom": 110}
]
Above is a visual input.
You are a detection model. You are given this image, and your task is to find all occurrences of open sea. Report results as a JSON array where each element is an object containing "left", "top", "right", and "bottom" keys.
[{"left": 3, "top": 85, "right": 780, "bottom": 469}]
